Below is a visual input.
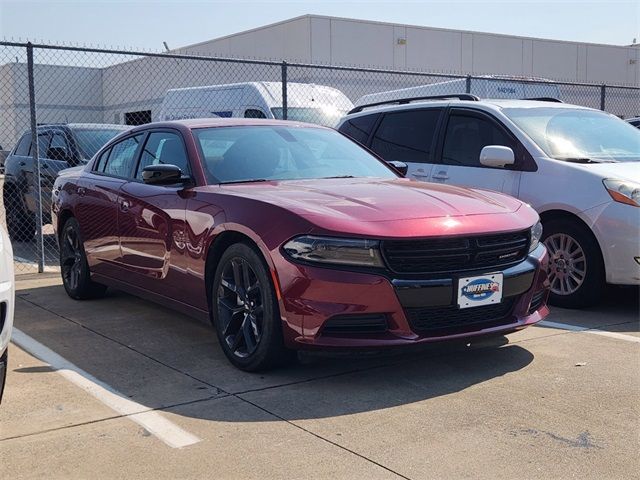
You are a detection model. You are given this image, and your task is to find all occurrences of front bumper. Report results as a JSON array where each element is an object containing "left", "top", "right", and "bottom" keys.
[
  {"left": 276, "top": 244, "right": 550, "bottom": 348},
  {"left": 582, "top": 201, "right": 640, "bottom": 285}
]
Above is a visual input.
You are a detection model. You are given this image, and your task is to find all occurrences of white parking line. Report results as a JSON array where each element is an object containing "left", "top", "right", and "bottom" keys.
[
  {"left": 539, "top": 320, "right": 640, "bottom": 343},
  {"left": 11, "top": 328, "right": 202, "bottom": 449}
]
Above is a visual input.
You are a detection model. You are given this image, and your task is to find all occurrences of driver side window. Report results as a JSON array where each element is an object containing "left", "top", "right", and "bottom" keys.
[{"left": 135, "top": 132, "right": 190, "bottom": 180}]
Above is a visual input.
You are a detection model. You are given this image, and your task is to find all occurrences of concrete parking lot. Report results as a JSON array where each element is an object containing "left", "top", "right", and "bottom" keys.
[{"left": 1, "top": 274, "right": 639, "bottom": 479}]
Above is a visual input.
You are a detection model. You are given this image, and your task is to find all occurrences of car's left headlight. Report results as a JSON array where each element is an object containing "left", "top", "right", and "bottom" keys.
[
  {"left": 603, "top": 179, "right": 640, "bottom": 207},
  {"left": 283, "top": 235, "right": 385, "bottom": 268},
  {"left": 529, "top": 220, "right": 543, "bottom": 252}
]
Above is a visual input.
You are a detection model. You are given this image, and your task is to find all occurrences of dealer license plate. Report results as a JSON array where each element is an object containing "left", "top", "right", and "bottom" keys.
[{"left": 457, "top": 273, "right": 504, "bottom": 309}]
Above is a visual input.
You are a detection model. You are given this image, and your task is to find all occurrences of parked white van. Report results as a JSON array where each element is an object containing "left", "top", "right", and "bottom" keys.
[
  {"left": 159, "top": 82, "right": 353, "bottom": 127},
  {"left": 354, "top": 77, "right": 562, "bottom": 108}
]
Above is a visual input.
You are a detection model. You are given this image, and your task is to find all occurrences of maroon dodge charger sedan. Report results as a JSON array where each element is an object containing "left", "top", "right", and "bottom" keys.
[{"left": 52, "top": 119, "right": 549, "bottom": 371}]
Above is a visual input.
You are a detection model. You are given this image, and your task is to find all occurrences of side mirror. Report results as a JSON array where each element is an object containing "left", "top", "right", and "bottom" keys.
[
  {"left": 479, "top": 146, "right": 515, "bottom": 168},
  {"left": 142, "top": 164, "right": 186, "bottom": 185},
  {"left": 387, "top": 160, "right": 408, "bottom": 176}
]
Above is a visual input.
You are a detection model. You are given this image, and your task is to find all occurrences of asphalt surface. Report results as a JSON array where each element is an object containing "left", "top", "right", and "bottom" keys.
[{"left": 1, "top": 274, "right": 638, "bottom": 479}]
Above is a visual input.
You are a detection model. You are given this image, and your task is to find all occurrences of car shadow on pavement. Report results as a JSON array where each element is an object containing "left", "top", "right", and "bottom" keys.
[
  {"left": 541, "top": 285, "right": 639, "bottom": 332},
  {"left": 13, "top": 282, "right": 536, "bottom": 423}
]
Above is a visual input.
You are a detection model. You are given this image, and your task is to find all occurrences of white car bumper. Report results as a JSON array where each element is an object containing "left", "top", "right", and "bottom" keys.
[
  {"left": 0, "top": 226, "right": 14, "bottom": 402},
  {"left": 0, "top": 225, "right": 15, "bottom": 353},
  {"left": 583, "top": 201, "right": 640, "bottom": 285}
]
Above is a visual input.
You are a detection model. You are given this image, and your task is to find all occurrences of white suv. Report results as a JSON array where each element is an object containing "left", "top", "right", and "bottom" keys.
[{"left": 338, "top": 95, "right": 640, "bottom": 308}]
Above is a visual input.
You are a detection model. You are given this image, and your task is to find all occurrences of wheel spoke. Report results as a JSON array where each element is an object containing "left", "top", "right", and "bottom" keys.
[
  {"left": 220, "top": 278, "right": 239, "bottom": 294},
  {"left": 242, "top": 261, "right": 252, "bottom": 291},
  {"left": 242, "top": 318, "right": 256, "bottom": 352},
  {"left": 231, "top": 260, "right": 244, "bottom": 295}
]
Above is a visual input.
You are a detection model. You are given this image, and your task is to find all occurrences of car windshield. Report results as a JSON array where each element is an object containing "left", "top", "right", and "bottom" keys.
[
  {"left": 73, "top": 128, "right": 125, "bottom": 160},
  {"left": 271, "top": 107, "right": 348, "bottom": 127},
  {"left": 194, "top": 125, "right": 397, "bottom": 184},
  {"left": 503, "top": 107, "right": 640, "bottom": 163}
]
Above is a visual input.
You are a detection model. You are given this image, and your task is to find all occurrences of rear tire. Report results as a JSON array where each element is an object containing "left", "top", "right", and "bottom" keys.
[
  {"left": 4, "top": 190, "right": 35, "bottom": 242},
  {"left": 211, "top": 242, "right": 294, "bottom": 371},
  {"left": 59, "top": 217, "right": 107, "bottom": 300},
  {"left": 542, "top": 218, "right": 604, "bottom": 309}
]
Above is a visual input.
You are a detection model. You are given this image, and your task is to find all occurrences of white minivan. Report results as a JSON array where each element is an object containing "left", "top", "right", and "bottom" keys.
[
  {"left": 338, "top": 95, "right": 640, "bottom": 308},
  {"left": 159, "top": 82, "right": 353, "bottom": 127}
]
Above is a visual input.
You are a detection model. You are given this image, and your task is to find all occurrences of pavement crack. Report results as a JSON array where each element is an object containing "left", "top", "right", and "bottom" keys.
[{"left": 0, "top": 394, "right": 228, "bottom": 444}]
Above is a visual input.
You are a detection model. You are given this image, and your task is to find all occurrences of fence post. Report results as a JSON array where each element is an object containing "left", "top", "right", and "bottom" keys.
[
  {"left": 281, "top": 61, "right": 288, "bottom": 120},
  {"left": 465, "top": 75, "right": 472, "bottom": 94},
  {"left": 600, "top": 84, "right": 606, "bottom": 111},
  {"left": 26, "top": 43, "right": 45, "bottom": 273}
]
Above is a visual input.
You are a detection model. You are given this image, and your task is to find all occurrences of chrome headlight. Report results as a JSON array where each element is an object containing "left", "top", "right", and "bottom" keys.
[
  {"left": 529, "top": 221, "right": 543, "bottom": 252},
  {"left": 603, "top": 179, "right": 640, "bottom": 207},
  {"left": 283, "top": 235, "right": 384, "bottom": 268}
]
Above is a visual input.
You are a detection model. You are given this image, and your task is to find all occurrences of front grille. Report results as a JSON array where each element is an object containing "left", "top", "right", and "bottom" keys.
[
  {"left": 322, "top": 314, "right": 388, "bottom": 335},
  {"left": 382, "top": 230, "right": 530, "bottom": 274},
  {"left": 528, "top": 290, "right": 546, "bottom": 314},
  {"left": 405, "top": 298, "right": 516, "bottom": 335}
]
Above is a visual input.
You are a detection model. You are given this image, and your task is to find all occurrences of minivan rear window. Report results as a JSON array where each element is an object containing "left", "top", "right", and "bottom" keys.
[{"left": 339, "top": 114, "right": 380, "bottom": 145}]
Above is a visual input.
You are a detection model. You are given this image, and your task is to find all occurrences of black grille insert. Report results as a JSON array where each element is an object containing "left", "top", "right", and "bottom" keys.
[
  {"left": 0, "top": 302, "right": 5, "bottom": 334},
  {"left": 382, "top": 230, "right": 530, "bottom": 274},
  {"left": 322, "top": 314, "right": 388, "bottom": 335},
  {"left": 528, "top": 290, "right": 546, "bottom": 314},
  {"left": 405, "top": 298, "right": 516, "bottom": 335}
]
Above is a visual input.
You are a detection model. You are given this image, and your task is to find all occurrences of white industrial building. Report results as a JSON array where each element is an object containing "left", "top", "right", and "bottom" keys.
[{"left": 1, "top": 14, "right": 639, "bottom": 149}]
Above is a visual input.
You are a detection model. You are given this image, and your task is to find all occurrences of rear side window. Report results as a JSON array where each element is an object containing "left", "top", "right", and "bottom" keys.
[
  {"left": 14, "top": 134, "right": 31, "bottom": 156},
  {"left": 244, "top": 109, "right": 266, "bottom": 119},
  {"left": 94, "top": 147, "right": 111, "bottom": 172},
  {"left": 339, "top": 114, "right": 380, "bottom": 144},
  {"left": 29, "top": 133, "right": 50, "bottom": 158},
  {"left": 370, "top": 110, "right": 441, "bottom": 163},
  {"left": 442, "top": 113, "right": 515, "bottom": 167},
  {"left": 101, "top": 135, "right": 143, "bottom": 178}
]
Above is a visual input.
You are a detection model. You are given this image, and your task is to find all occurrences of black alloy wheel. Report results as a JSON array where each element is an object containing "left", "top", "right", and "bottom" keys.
[
  {"left": 212, "top": 243, "right": 293, "bottom": 371},
  {"left": 59, "top": 218, "right": 107, "bottom": 300},
  {"left": 218, "top": 256, "right": 264, "bottom": 358}
]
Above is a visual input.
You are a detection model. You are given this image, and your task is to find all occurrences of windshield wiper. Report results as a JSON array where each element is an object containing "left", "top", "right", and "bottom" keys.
[
  {"left": 321, "top": 175, "right": 356, "bottom": 179},
  {"left": 218, "top": 178, "right": 268, "bottom": 185},
  {"left": 556, "top": 157, "right": 614, "bottom": 164}
]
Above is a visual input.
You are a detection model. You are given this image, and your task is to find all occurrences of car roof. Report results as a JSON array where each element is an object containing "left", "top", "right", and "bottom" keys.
[
  {"left": 344, "top": 98, "right": 594, "bottom": 118},
  {"left": 128, "top": 118, "right": 327, "bottom": 132},
  {"left": 36, "top": 123, "right": 128, "bottom": 130}
]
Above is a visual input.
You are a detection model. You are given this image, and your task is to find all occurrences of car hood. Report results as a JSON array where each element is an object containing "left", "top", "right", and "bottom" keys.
[
  {"left": 569, "top": 161, "right": 640, "bottom": 183},
  {"left": 209, "top": 178, "right": 534, "bottom": 237}
]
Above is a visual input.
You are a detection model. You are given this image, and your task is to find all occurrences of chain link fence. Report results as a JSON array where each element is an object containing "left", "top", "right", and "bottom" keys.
[{"left": 1, "top": 41, "right": 639, "bottom": 274}]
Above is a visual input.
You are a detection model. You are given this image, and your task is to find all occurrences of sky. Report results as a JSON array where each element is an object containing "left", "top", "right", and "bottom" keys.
[{"left": 0, "top": 0, "right": 638, "bottom": 51}]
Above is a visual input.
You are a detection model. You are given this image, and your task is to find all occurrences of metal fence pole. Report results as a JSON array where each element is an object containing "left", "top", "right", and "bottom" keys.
[
  {"left": 281, "top": 61, "right": 288, "bottom": 120},
  {"left": 465, "top": 75, "right": 472, "bottom": 94},
  {"left": 600, "top": 84, "right": 606, "bottom": 111},
  {"left": 27, "top": 43, "right": 45, "bottom": 273}
]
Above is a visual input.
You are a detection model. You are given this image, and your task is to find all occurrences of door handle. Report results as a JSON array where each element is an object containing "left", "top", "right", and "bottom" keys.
[
  {"left": 432, "top": 171, "right": 449, "bottom": 180},
  {"left": 77, "top": 186, "right": 86, "bottom": 196}
]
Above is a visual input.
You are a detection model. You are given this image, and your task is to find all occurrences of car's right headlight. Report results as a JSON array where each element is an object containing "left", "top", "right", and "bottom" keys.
[
  {"left": 529, "top": 220, "right": 543, "bottom": 252},
  {"left": 283, "top": 235, "right": 385, "bottom": 268},
  {"left": 603, "top": 179, "right": 640, "bottom": 207}
]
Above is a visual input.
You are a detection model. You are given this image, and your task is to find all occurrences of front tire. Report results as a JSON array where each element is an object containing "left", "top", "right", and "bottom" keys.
[
  {"left": 211, "top": 243, "right": 293, "bottom": 371},
  {"left": 542, "top": 218, "right": 604, "bottom": 308},
  {"left": 59, "top": 217, "right": 107, "bottom": 300}
]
